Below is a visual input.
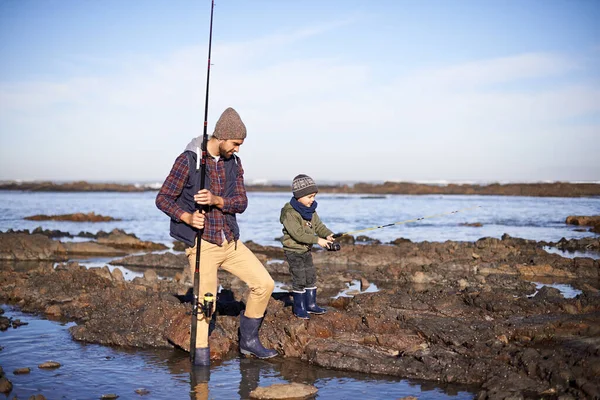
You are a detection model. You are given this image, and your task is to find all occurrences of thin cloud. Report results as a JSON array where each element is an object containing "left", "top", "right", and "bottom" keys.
[{"left": 0, "top": 21, "right": 598, "bottom": 181}]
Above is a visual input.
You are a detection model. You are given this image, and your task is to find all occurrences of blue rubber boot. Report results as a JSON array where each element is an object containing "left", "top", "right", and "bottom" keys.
[
  {"left": 305, "top": 287, "right": 327, "bottom": 314},
  {"left": 193, "top": 347, "right": 210, "bottom": 366},
  {"left": 239, "top": 311, "right": 278, "bottom": 359},
  {"left": 292, "top": 290, "right": 310, "bottom": 319}
]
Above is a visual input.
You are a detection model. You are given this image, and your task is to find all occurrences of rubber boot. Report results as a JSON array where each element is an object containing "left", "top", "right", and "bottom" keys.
[
  {"left": 292, "top": 290, "right": 310, "bottom": 319},
  {"left": 193, "top": 347, "right": 210, "bottom": 366},
  {"left": 305, "top": 287, "right": 327, "bottom": 314},
  {"left": 239, "top": 311, "right": 278, "bottom": 359}
]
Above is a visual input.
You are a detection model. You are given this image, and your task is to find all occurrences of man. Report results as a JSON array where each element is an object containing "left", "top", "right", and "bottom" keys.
[{"left": 156, "top": 107, "right": 277, "bottom": 366}]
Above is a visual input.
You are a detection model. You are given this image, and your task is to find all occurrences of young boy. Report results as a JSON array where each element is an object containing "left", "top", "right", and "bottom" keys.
[{"left": 280, "top": 174, "right": 335, "bottom": 319}]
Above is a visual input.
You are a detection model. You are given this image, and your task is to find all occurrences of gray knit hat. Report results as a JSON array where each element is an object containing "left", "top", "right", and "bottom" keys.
[
  {"left": 213, "top": 107, "right": 247, "bottom": 140},
  {"left": 292, "top": 174, "right": 318, "bottom": 199}
]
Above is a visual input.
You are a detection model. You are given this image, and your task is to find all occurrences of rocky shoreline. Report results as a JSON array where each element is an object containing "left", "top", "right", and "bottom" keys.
[
  {"left": 1, "top": 229, "right": 599, "bottom": 399},
  {"left": 2, "top": 180, "right": 600, "bottom": 197}
]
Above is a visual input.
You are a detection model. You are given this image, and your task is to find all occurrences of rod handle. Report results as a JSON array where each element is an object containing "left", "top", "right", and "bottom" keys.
[{"left": 332, "top": 233, "right": 344, "bottom": 239}]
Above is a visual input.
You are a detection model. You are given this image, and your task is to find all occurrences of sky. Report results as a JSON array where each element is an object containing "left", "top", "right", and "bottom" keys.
[{"left": 0, "top": 0, "right": 599, "bottom": 184}]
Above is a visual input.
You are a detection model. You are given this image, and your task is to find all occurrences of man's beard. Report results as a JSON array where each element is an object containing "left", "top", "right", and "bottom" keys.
[{"left": 218, "top": 143, "right": 232, "bottom": 158}]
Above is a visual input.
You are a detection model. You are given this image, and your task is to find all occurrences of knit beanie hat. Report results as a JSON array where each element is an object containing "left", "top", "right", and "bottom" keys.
[
  {"left": 292, "top": 174, "right": 318, "bottom": 199},
  {"left": 213, "top": 107, "right": 247, "bottom": 140}
]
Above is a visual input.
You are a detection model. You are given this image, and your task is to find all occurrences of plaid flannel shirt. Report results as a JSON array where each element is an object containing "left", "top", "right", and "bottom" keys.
[{"left": 156, "top": 152, "right": 248, "bottom": 246}]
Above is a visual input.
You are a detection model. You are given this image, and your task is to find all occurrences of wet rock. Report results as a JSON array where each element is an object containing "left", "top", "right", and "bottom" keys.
[
  {"left": 0, "top": 233, "right": 68, "bottom": 261},
  {"left": 101, "top": 394, "right": 119, "bottom": 399},
  {"left": 249, "top": 382, "right": 317, "bottom": 399},
  {"left": 0, "top": 315, "right": 10, "bottom": 331},
  {"left": 460, "top": 222, "right": 483, "bottom": 227},
  {"left": 13, "top": 367, "right": 31, "bottom": 374},
  {"left": 0, "top": 376, "right": 11, "bottom": 394},
  {"left": 54, "top": 261, "right": 83, "bottom": 272},
  {"left": 533, "top": 285, "right": 563, "bottom": 300},
  {"left": 516, "top": 264, "right": 576, "bottom": 278},
  {"left": 143, "top": 269, "right": 158, "bottom": 283},
  {"left": 45, "top": 305, "right": 62, "bottom": 317},
  {"left": 31, "top": 226, "right": 73, "bottom": 238},
  {"left": 63, "top": 242, "right": 129, "bottom": 257},
  {"left": 411, "top": 271, "right": 434, "bottom": 284},
  {"left": 172, "top": 241, "right": 187, "bottom": 251},
  {"left": 111, "top": 268, "right": 124, "bottom": 281},
  {"left": 390, "top": 237, "right": 412, "bottom": 245},
  {"left": 28, "top": 395, "right": 47, "bottom": 400},
  {"left": 550, "top": 236, "right": 600, "bottom": 252},
  {"left": 97, "top": 229, "right": 167, "bottom": 251},
  {"left": 24, "top": 212, "right": 119, "bottom": 222},
  {"left": 264, "top": 260, "right": 290, "bottom": 275},
  {"left": 134, "top": 388, "right": 150, "bottom": 395},
  {"left": 565, "top": 215, "right": 600, "bottom": 227},
  {"left": 12, "top": 319, "right": 28, "bottom": 328},
  {"left": 38, "top": 361, "right": 61, "bottom": 369},
  {"left": 359, "top": 277, "right": 370, "bottom": 291},
  {"left": 244, "top": 240, "right": 285, "bottom": 259},
  {"left": 89, "top": 266, "right": 113, "bottom": 281},
  {"left": 110, "top": 252, "right": 186, "bottom": 269},
  {"left": 356, "top": 235, "right": 381, "bottom": 244},
  {"left": 329, "top": 296, "right": 351, "bottom": 309}
]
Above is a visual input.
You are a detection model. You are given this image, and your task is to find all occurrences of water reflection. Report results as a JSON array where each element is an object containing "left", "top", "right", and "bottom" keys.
[
  {"left": 333, "top": 279, "right": 380, "bottom": 298},
  {"left": 184, "top": 357, "right": 475, "bottom": 400},
  {"left": 190, "top": 366, "right": 211, "bottom": 400}
]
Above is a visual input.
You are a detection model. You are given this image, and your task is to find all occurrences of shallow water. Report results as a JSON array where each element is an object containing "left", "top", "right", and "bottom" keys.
[
  {"left": 528, "top": 282, "right": 583, "bottom": 298},
  {"left": 542, "top": 246, "right": 600, "bottom": 260},
  {"left": 0, "top": 306, "right": 475, "bottom": 399}
]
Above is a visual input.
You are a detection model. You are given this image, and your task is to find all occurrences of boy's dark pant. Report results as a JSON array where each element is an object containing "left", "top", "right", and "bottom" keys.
[{"left": 284, "top": 250, "right": 316, "bottom": 291}]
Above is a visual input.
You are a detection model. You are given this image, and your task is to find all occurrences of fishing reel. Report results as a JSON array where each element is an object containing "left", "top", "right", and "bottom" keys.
[
  {"left": 326, "top": 242, "right": 341, "bottom": 252},
  {"left": 201, "top": 292, "right": 214, "bottom": 318}
]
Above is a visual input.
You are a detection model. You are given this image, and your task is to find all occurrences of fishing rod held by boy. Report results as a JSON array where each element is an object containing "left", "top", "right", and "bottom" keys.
[{"left": 332, "top": 205, "right": 482, "bottom": 238}]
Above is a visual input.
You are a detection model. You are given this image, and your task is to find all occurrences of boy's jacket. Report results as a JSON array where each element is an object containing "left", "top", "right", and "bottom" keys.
[{"left": 280, "top": 202, "right": 333, "bottom": 253}]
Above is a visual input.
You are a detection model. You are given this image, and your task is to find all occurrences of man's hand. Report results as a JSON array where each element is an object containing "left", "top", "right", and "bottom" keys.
[
  {"left": 326, "top": 235, "right": 334, "bottom": 242},
  {"left": 182, "top": 210, "right": 205, "bottom": 230},
  {"left": 317, "top": 237, "right": 331, "bottom": 249},
  {"left": 194, "top": 189, "right": 223, "bottom": 208}
]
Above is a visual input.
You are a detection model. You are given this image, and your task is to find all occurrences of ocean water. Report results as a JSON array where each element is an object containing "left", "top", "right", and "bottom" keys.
[
  {"left": 1, "top": 190, "right": 599, "bottom": 399},
  {"left": 0, "top": 191, "right": 598, "bottom": 248}
]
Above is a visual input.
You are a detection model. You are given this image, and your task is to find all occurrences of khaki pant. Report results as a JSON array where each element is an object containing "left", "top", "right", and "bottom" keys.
[{"left": 185, "top": 239, "right": 275, "bottom": 347}]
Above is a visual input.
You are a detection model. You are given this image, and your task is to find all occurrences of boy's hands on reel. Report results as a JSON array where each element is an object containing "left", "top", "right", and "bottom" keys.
[
  {"left": 318, "top": 237, "right": 341, "bottom": 251},
  {"left": 317, "top": 237, "right": 331, "bottom": 248}
]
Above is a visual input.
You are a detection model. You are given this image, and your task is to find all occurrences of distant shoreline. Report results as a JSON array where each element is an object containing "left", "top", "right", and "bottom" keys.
[{"left": 1, "top": 180, "right": 600, "bottom": 197}]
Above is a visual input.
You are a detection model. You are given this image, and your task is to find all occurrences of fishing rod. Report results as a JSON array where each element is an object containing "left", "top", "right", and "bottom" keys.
[
  {"left": 332, "top": 205, "right": 482, "bottom": 238},
  {"left": 190, "top": 0, "right": 215, "bottom": 365}
]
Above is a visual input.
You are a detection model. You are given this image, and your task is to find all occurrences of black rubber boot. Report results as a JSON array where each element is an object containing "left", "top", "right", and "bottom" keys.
[
  {"left": 193, "top": 347, "right": 210, "bottom": 366},
  {"left": 292, "top": 290, "right": 310, "bottom": 319},
  {"left": 305, "top": 287, "right": 327, "bottom": 314},
  {"left": 239, "top": 311, "right": 278, "bottom": 359}
]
